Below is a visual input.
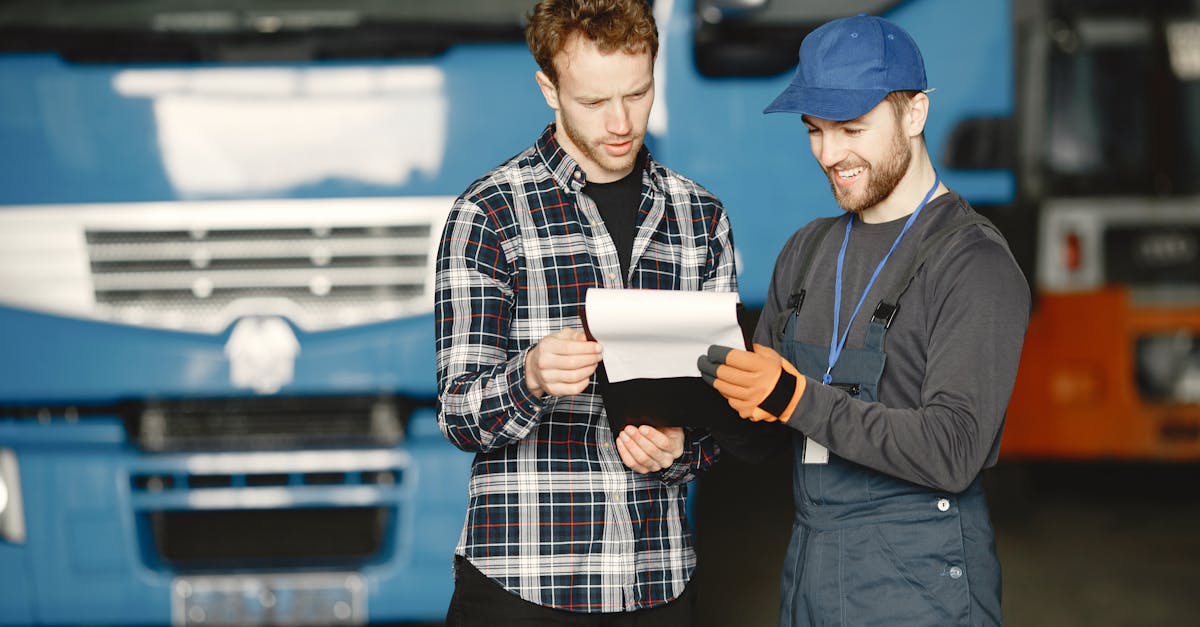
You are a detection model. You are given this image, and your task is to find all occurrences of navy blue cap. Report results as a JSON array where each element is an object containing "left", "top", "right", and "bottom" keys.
[{"left": 764, "top": 14, "right": 927, "bottom": 121}]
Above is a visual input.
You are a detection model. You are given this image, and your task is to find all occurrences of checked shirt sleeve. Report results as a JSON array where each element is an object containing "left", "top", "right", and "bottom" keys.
[
  {"left": 435, "top": 195, "right": 547, "bottom": 452},
  {"left": 658, "top": 428, "right": 719, "bottom": 484}
]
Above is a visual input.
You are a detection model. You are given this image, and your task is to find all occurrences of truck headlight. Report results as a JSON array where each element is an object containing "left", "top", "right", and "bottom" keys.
[{"left": 0, "top": 448, "right": 26, "bottom": 544}]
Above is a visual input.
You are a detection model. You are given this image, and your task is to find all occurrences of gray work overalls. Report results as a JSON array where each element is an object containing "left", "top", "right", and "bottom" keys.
[{"left": 772, "top": 214, "right": 1003, "bottom": 626}]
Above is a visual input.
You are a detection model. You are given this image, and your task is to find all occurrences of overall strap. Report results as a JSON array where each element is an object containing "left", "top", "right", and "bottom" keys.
[
  {"left": 868, "top": 212, "right": 1001, "bottom": 332},
  {"left": 771, "top": 216, "right": 843, "bottom": 343}
]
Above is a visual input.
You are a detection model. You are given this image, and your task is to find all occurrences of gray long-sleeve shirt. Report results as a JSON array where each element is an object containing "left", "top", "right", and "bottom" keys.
[{"left": 754, "top": 191, "right": 1030, "bottom": 493}]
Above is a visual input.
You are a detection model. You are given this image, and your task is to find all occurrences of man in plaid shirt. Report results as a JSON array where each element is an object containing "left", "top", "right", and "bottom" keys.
[{"left": 434, "top": 0, "right": 737, "bottom": 624}]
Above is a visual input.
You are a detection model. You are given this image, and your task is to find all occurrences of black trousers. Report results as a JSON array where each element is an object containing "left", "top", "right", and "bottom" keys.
[{"left": 445, "top": 556, "right": 695, "bottom": 627}]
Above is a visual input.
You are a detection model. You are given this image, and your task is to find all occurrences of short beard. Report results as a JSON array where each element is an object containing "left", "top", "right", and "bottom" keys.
[
  {"left": 561, "top": 115, "right": 640, "bottom": 179},
  {"left": 829, "top": 125, "right": 912, "bottom": 214}
]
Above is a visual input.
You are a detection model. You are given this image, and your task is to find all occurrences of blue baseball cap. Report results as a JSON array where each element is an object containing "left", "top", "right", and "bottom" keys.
[{"left": 764, "top": 14, "right": 927, "bottom": 121}]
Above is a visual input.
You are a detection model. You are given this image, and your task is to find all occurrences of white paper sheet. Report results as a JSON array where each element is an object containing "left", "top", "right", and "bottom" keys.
[{"left": 584, "top": 288, "right": 744, "bottom": 382}]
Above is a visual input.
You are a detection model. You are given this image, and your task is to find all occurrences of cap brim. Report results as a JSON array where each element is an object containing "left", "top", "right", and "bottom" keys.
[{"left": 763, "top": 84, "right": 891, "bottom": 122}]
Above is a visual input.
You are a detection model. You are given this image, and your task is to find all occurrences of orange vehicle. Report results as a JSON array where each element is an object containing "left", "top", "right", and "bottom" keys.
[{"left": 996, "top": 0, "right": 1200, "bottom": 460}]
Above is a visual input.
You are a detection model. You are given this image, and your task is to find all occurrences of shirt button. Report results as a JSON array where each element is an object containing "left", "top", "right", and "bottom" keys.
[
  {"left": 608, "top": 272, "right": 618, "bottom": 282},
  {"left": 949, "top": 566, "right": 963, "bottom": 579},
  {"left": 936, "top": 498, "right": 951, "bottom": 512},
  {"left": 573, "top": 169, "right": 582, "bottom": 179}
]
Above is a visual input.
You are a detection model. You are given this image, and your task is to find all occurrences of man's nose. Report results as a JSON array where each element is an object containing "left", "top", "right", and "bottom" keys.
[
  {"left": 606, "top": 103, "right": 631, "bottom": 136},
  {"left": 816, "top": 135, "right": 848, "bottom": 168}
]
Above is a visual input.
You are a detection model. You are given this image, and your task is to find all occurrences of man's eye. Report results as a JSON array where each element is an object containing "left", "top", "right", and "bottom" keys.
[{"left": 845, "top": 128, "right": 865, "bottom": 136}]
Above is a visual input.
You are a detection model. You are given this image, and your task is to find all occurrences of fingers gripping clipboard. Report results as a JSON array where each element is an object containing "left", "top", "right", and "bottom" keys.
[{"left": 579, "top": 288, "right": 752, "bottom": 433}]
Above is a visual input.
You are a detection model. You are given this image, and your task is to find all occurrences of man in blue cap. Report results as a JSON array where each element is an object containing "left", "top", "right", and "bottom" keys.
[{"left": 697, "top": 14, "right": 1030, "bottom": 626}]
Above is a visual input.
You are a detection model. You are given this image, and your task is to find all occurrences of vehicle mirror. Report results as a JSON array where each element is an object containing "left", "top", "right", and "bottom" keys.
[{"left": 943, "top": 116, "right": 1015, "bottom": 171}]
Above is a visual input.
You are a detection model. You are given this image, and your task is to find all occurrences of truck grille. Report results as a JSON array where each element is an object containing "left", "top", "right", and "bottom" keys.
[
  {"left": 129, "top": 448, "right": 409, "bottom": 570},
  {"left": 149, "top": 507, "right": 391, "bottom": 568},
  {"left": 0, "top": 198, "right": 451, "bottom": 332},
  {"left": 131, "top": 396, "right": 409, "bottom": 452},
  {"left": 1105, "top": 226, "right": 1200, "bottom": 287},
  {"left": 85, "top": 223, "right": 433, "bottom": 331}
]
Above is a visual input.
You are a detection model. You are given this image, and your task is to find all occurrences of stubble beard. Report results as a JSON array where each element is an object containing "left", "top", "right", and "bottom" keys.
[
  {"left": 828, "top": 127, "right": 913, "bottom": 215},
  {"left": 561, "top": 116, "right": 642, "bottom": 179}
]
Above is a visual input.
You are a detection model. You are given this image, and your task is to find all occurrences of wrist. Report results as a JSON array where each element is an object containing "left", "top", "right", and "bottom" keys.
[
  {"left": 759, "top": 368, "right": 796, "bottom": 417},
  {"left": 524, "top": 344, "right": 545, "bottom": 398},
  {"left": 778, "top": 376, "right": 805, "bottom": 423},
  {"left": 777, "top": 360, "right": 806, "bottom": 420}
]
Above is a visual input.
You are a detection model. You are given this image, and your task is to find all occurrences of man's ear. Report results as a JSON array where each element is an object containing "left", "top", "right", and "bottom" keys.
[
  {"left": 906, "top": 91, "right": 930, "bottom": 138},
  {"left": 535, "top": 70, "right": 559, "bottom": 110}
]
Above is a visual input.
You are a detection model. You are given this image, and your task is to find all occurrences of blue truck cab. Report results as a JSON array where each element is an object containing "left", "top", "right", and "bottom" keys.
[{"left": 0, "top": 1, "right": 1012, "bottom": 624}]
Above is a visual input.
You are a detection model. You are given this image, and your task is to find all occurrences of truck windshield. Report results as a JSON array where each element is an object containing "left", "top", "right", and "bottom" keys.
[
  {"left": 0, "top": 0, "right": 536, "bottom": 61},
  {"left": 1044, "top": 13, "right": 1200, "bottom": 196}
]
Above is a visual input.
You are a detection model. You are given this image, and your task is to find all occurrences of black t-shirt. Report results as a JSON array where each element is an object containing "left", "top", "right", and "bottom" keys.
[
  {"left": 583, "top": 161, "right": 642, "bottom": 280},
  {"left": 582, "top": 153, "right": 750, "bottom": 442}
]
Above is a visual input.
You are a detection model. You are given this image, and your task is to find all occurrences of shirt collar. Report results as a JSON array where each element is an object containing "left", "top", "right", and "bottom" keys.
[{"left": 534, "top": 123, "right": 659, "bottom": 194}]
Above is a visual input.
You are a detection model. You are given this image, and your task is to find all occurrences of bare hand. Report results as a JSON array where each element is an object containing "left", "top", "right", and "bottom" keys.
[
  {"left": 525, "top": 328, "right": 602, "bottom": 397},
  {"left": 616, "top": 425, "right": 685, "bottom": 474}
]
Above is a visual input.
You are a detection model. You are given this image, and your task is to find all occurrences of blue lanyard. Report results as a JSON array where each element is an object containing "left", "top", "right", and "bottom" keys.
[{"left": 824, "top": 174, "right": 941, "bottom": 384}]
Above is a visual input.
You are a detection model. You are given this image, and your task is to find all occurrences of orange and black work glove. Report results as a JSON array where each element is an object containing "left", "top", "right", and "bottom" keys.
[{"left": 697, "top": 344, "right": 806, "bottom": 423}]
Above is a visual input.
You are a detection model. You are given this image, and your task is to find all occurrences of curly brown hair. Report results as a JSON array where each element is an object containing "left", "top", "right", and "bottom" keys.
[{"left": 526, "top": 0, "right": 658, "bottom": 86}]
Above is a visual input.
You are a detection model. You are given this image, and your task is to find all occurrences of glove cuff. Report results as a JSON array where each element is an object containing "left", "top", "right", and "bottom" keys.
[{"left": 758, "top": 369, "right": 798, "bottom": 418}]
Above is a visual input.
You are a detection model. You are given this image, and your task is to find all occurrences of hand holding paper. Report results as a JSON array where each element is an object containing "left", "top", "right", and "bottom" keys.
[
  {"left": 525, "top": 328, "right": 602, "bottom": 397},
  {"left": 583, "top": 288, "right": 745, "bottom": 382}
]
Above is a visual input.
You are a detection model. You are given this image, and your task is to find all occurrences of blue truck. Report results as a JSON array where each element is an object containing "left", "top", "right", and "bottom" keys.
[{"left": 0, "top": 0, "right": 1013, "bottom": 624}]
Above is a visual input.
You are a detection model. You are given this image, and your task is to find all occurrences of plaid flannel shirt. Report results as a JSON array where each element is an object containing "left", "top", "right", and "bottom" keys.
[{"left": 435, "top": 124, "right": 738, "bottom": 612}]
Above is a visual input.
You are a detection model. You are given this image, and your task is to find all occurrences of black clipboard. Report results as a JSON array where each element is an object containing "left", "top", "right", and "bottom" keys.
[{"left": 580, "top": 300, "right": 753, "bottom": 432}]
